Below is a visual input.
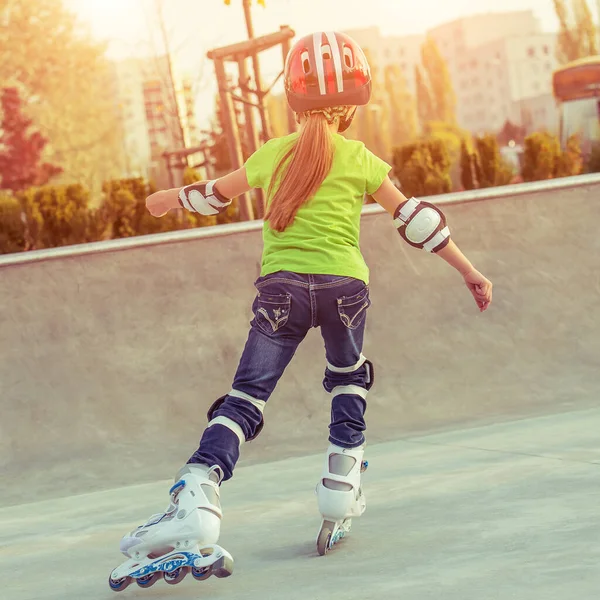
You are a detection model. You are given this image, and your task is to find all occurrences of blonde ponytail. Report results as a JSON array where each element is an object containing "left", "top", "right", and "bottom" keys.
[{"left": 265, "top": 111, "right": 336, "bottom": 232}]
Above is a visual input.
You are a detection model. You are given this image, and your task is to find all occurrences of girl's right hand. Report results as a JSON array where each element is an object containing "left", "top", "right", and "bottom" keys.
[
  {"left": 146, "top": 189, "right": 180, "bottom": 217},
  {"left": 463, "top": 269, "right": 493, "bottom": 312}
]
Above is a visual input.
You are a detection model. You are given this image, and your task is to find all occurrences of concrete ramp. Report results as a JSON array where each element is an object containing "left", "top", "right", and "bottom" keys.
[
  {"left": 2, "top": 408, "right": 600, "bottom": 599},
  {"left": 1, "top": 182, "right": 599, "bottom": 507}
]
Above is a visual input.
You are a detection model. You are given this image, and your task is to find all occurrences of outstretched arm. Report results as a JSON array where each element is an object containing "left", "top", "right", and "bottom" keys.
[
  {"left": 146, "top": 168, "right": 252, "bottom": 217},
  {"left": 372, "top": 176, "right": 492, "bottom": 312}
]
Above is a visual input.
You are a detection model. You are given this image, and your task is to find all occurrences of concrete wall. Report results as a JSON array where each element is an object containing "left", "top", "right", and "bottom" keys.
[{"left": 1, "top": 182, "right": 599, "bottom": 505}]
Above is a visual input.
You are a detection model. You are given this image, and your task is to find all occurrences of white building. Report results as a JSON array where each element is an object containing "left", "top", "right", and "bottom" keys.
[
  {"left": 344, "top": 27, "right": 424, "bottom": 96},
  {"left": 454, "top": 33, "right": 559, "bottom": 135},
  {"left": 345, "top": 11, "right": 560, "bottom": 137},
  {"left": 111, "top": 56, "right": 200, "bottom": 185}
]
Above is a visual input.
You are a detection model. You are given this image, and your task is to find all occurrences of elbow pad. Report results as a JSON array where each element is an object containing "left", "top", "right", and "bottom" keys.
[
  {"left": 178, "top": 180, "right": 232, "bottom": 216},
  {"left": 393, "top": 197, "right": 451, "bottom": 253}
]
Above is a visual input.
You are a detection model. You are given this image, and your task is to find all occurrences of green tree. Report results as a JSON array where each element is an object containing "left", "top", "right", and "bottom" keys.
[
  {"left": 345, "top": 48, "right": 391, "bottom": 158},
  {"left": 521, "top": 131, "right": 581, "bottom": 181},
  {"left": 393, "top": 140, "right": 451, "bottom": 198},
  {"left": 384, "top": 65, "right": 417, "bottom": 147},
  {"left": 553, "top": 0, "right": 598, "bottom": 63},
  {"left": 0, "top": 194, "right": 27, "bottom": 254},
  {"left": 18, "top": 184, "right": 93, "bottom": 249},
  {"left": 0, "top": 0, "right": 125, "bottom": 188},
  {"left": 415, "top": 66, "right": 435, "bottom": 132},
  {"left": 417, "top": 36, "right": 457, "bottom": 131},
  {"left": 0, "top": 87, "right": 62, "bottom": 191},
  {"left": 585, "top": 142, "right": 600, "bottom": 173},
  {"left": 460, "top": 140, "right": 476, "bottom": 190},
  {"left": 474, "top": 135, "right": 502, "bottom": 188},
  {"left": 555, "top": 133, "right": 583, "bottom": 176}
]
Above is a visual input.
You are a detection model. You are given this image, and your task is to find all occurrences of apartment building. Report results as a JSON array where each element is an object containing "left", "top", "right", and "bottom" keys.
[
  {"left": 111, "top": 55, "right": 199, "bottom": 185},
  {"left": 345, "top": 11, "right": 560, "bottom": 136}
]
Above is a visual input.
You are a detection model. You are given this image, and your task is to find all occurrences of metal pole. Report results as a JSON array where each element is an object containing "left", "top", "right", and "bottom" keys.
[
  {"left": 155, "top": 0, "right": 187, "bottom": 157},
  {"left": 280, "top": 30, "right": 296, "bottom": 134},
  {"left": 242, "top": 0, "right": 271, "bottom": 141},
  {"left": 214, "top": 58, "right": 254, "bottom": 221},
  {"left": 237, "top": 56, "right": 264, "bottom": 217}
]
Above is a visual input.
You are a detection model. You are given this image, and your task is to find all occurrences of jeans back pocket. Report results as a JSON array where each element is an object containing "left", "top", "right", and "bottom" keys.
[
  {"left": 255, "top": 292, "right": 291, "bottom": 334},
  {"left": 337, "top": 287, "right": 371, "bottom": 330}
]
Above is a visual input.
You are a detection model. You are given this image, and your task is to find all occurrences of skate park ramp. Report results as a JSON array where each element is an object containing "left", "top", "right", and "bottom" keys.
[{"left": 1, "top": 178, "right": 600, "bottom": 599}]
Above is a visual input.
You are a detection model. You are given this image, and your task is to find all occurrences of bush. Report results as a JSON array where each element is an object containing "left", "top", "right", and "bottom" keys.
[
  {"left": 393, "top": 139, "right": 452, "bottom": 198},
  {"left": 555, "top": 134, "right": 582, "bottom": 178},
  {"left": 521, "top": 132, "right": 582, "bottom": 182},
  {"left": 474, "top": 134, "right": 500, "bottom": 188},
  {"left": 18, "top": 184, "right": 93, "bottom": 249},
  {"left": 0, "top": 194, "right": 26, "bottom": 254},
  {"left": 585, "top": 142, "right": 600, "bottom": 173},
  {"left": 460, "top": 139, "right": 476, "bottom": 190},
  {"left": 393, "top": 140, "right": 452, "bottom": 196}
]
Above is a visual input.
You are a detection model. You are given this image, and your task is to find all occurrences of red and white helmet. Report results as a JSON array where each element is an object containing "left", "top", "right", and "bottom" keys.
[{"left": 284, "top": 31, "right": 372, "bottom": 114}]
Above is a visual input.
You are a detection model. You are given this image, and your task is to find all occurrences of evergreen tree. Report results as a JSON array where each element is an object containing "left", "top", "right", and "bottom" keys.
[
  {"left": 0, "top": 88, "right": 62, "bottom": 191},
  {"left": 384, "top": 64, "right": 417, "bottom": 147},
  {"left": 553, "top": 0, "right": 598, "bottom": 63},
  {"left": 419, "top": 36, "right": 456, "bottom": 126}
]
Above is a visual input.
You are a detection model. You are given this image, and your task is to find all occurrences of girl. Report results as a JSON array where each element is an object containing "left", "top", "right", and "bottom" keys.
[{"left": 109, "top": 31, "right": 492, "bottom": 590}]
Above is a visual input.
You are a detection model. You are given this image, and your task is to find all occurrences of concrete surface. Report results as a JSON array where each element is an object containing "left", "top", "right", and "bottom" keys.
[
  {"left": 2, "top": 408, "right": 599, "bottom": 600},
  {"left": 1, "top": 183, "right": 599, "bottom": 598}
]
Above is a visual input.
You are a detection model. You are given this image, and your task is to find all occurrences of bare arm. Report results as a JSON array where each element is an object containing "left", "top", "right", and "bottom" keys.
[
  {"left": 145, "top": 168, "right": 252, "bottom": 217},
  {"left": 372, "top": 176, "right": 492, "bottom": 311}
]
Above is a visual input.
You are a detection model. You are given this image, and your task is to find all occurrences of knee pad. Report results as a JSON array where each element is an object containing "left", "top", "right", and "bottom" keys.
[
  {"left": 363, "top": 359, "right": 374, "bottom": 391},
  {"left": 324, "top": 356, "right": 374, "bottom": 394},
  {"left": 206, "top": 394, "right": 265, "bottom": 442}
]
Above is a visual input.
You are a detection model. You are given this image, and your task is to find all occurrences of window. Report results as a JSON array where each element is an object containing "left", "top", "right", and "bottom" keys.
[
  {"left": 527, "top": 47, "right": 535, "bottom": 57},
  {"left": 543, "top": 45, "right": 549, "bottom": 55}
]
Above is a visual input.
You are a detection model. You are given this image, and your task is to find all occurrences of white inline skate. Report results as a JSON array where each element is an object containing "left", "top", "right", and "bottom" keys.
[
  {"left": 315, "top": 443, "right": 368, "bottom": 555},
  {"left": 108, "top": 464, "right": 233, "bottom": 591}
]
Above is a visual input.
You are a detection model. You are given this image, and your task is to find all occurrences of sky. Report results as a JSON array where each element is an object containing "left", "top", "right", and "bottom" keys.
[{"left": 66, "top": 0, "right": 599, "bottom": 125}]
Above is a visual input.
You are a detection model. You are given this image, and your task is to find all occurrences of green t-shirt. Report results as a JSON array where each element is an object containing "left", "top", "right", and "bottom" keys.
[{"left": 244, "top": 132, "right": 391, "bottom": 284}]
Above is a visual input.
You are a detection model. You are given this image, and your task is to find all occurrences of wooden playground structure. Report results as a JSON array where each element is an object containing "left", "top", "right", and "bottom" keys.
[
  {"left": 207, "top": 25, "right": 296, "bottom": 220},
  {"left": 163, "top": 9, "right": 297, "bottom": 222}
]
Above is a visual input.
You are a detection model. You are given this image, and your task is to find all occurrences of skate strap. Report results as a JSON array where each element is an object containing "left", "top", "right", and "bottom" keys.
[{"left": 169, "top": 480, "right": 186, "bottom": 497}]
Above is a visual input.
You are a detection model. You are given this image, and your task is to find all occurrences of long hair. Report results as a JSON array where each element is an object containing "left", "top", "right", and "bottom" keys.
[{"left": 265, "top": 107, "right": 351, "bottom": 232}]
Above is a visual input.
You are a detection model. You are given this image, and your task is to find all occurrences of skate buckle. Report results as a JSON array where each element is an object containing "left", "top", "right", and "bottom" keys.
[{"left": 169, "top": 480, "right": 186, "bottom": 497}]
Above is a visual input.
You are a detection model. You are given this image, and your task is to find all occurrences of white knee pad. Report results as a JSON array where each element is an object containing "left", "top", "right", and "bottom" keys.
[{"left": 316, "top": 444, "right": 366, "bottom": 521}]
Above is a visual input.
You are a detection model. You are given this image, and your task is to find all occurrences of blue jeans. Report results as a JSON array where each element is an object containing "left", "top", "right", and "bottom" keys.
[{"left": 188, "top": 271, "right": 373, "bottom": 480}]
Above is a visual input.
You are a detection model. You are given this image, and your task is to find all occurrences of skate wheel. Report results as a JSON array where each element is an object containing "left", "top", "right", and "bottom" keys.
[
  {"left": 213, "top": 554, "right": 234, "bottom": 578},
  {"left": 317, "top": 520, "right": 334, "bottom": 556},
  {"left": 136, "top": 572, "right": 160, "bottom": 588},
  {"left": 108, "top": 575, "right": 132, "bottom": 592},
  {"left": 191, "top": 566, "right": 212, "bottom": 581},
  {"left": 163, "top": 566, "right": 189, "bottom": 585}
]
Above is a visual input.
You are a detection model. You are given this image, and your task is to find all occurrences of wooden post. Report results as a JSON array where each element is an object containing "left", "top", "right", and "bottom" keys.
[
  {"left": 242, "top": 0, "right": 270, "bottom": 141},
  {"left": 280, "top": 30, "right": 296, "bottom": 135},
  {"left": 237, "top": 57, "right": 259, "bottom": 154},
  {"left": 214, "top": 57, "right": 254, "bottom": 221},
  {"left": 237, "top": 56, "right": 264, "bottom": 218}
]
